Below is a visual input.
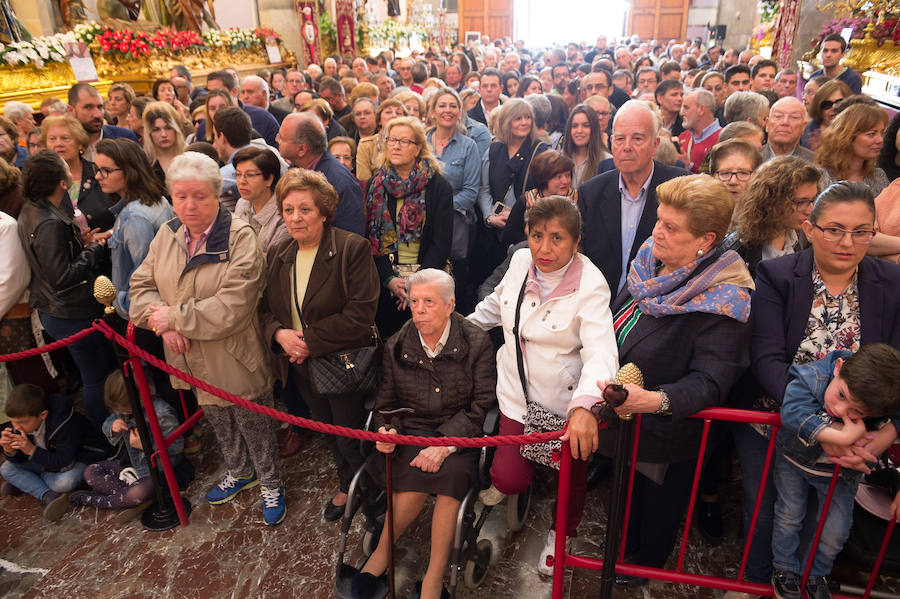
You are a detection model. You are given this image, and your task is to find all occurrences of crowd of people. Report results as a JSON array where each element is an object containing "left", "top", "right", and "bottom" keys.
[{"left": 1, "top": 29, "right": 900, "bottom": 599}]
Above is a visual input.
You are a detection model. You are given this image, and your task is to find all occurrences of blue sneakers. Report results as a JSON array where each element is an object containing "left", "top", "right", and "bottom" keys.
[
  {"left": 261, "top": 484, "right": 286, "bottom": 526},
  {"left": 206, "top": 472, "right": 259, "bottom": 505}
]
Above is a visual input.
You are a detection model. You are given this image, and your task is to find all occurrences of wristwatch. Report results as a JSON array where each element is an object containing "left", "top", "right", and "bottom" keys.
[{"left": 654, "top": 389, "right": 672, "bottom": 416}]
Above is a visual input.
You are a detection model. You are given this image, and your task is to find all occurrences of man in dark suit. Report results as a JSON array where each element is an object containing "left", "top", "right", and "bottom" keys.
[
  {"left": 67, "top": 83, "right": 139, "bottom": 162},
  {"left": 467, "top": 68, "right": 503, "bottom": 126},
  {"left": 579, "top": 100, "right": 690, "bottom": 297},
  {"left": 240, "top": 75, "right": 291, "bottom": 124},
  {"left": 276, "top": 113, "right": 365, "bottom": 236}
]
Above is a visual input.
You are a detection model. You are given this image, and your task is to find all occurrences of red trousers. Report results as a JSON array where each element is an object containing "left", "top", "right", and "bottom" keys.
[{"left": 490, "top": 413, "right": 588, "bottom": 537}]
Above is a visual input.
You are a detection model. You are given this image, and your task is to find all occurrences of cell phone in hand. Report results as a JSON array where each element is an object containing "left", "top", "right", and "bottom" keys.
[{"left": 492, "top": 201, "right": 507, "bottom": 215}]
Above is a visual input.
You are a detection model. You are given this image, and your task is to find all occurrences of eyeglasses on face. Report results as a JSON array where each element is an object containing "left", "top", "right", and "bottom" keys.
[
  {"left": 95, "top": 167, "right": 122, "bottom": 178},
  {"left": 812, "top": 224, "right": 875, "bottom": 244},
  {"left": 714, "top": 169, "right": 753, "bottom": 182},
  {"left": 385, "top": 137, "right": 418, "bottom": 148}
]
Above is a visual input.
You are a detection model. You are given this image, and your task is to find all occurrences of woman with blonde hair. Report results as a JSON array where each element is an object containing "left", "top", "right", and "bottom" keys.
[
  {"left": 142, "top": 101, "right": 186, "bottom": 182},
  {"left": 355, "top": 98, "right": 408, "bottom": 182},
  {"left": 364, "top": 116, "right": 452, "bottom": 337},
  {"left": 816, "top": 102, "right": 890, "bottom": 195},
  {"left": 393, "top": 90, "right": 427, "bottom": 122}
]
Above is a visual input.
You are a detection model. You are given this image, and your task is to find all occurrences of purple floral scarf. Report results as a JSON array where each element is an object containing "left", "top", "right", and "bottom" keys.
[
  {"left": 365, "top": 159, "right": 436, "bottom": 256},
  {"left": 626, "top": 238, "right": 753, "bottom": 323}
]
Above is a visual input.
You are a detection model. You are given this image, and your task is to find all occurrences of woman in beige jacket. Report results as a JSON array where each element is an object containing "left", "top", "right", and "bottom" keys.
[{"left": 129, "top": 152, "right": 286, "bottom": 526}]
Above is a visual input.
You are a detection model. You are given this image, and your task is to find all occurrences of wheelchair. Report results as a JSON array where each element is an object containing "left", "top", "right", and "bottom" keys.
[{"left": 333, "top": 404, "right": 533, "bottom": 599}]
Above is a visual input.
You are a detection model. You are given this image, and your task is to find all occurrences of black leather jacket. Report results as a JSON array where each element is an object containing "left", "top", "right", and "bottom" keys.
[{"left": 17, "top": 196, "right": 106, "bottom": 319}]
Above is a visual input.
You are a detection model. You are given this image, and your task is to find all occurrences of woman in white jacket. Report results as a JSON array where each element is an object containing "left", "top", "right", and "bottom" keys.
[{"left": 468, "top": 195, "right": 618, "bottom": 575}]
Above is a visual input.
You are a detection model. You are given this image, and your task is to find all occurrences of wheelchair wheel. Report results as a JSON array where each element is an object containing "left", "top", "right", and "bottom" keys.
[
  {"left": 463, "top": 538, "right": 493, "bottom": 588},
  {"left": 506, "top": 483, "right": 532, "bottom": 532}
]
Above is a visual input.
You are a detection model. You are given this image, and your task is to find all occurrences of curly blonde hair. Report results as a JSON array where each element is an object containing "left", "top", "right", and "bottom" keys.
[{"left": 734, "top": 156, "right": 822, "bottom": 247}]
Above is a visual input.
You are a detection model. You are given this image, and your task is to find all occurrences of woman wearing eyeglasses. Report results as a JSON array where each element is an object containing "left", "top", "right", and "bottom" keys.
[
  {"left": 708, "top": 139, "right": 762, "bottom": 206},
  {"left": 365, "top": 116, "right": 452, "bottom": 338},
  {"left": 801, "top": 79, "right": 851, "bottom": 152},
  {"left": 816, "top": 103, "right": 890, "bottom": 196},
  {"left": 232, "top": 146, "right": 289, "bottom": 254},
  {"left": 746, "top": 181, "right": 900, "bottom": 587}
]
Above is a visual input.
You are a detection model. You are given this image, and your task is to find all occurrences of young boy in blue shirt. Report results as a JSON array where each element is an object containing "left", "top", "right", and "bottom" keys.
[{"left": 772, "top": 344, "right": 900, "bottom": 599}]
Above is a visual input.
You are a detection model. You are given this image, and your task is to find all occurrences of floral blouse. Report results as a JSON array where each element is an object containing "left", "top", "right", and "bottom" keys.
[{"left": 794, "top": 265, "right": 861, "bottom": 366}]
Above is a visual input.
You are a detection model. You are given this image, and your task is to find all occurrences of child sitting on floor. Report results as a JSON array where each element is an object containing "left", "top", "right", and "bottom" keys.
[
  {"left": 69, "top": 370, "right": 190, "bottom": 516},
  {"left": 0, "top": 383, "right": 108, "bottom": 521},
  {"left": 772, "top": 344, "right": 900, "bottom": 599}
]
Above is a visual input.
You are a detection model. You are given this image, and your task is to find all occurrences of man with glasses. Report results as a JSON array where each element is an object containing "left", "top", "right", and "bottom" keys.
[
  {"left": 579, "top": 71, "right": 612, "bottom": 103},
  {"left": 272, "top": 69, "right": 308, "bottom": 113},
  {"left": 762, "top": 97, "right": 815, "bottom": 162},
  {"left": 633, "top": 67, "right": 660, "bottom": 97},
  {"left": 276, "top": 113, "right": 364, "bottom": 235}
]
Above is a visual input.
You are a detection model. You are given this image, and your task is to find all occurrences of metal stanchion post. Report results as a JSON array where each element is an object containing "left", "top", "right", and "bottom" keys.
[{"left": 94, "top": 276, "right": 189, "bottom": 530}]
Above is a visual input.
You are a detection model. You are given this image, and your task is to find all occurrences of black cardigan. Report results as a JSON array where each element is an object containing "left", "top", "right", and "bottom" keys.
[{"left": 367, "top": 173, "right": 454, "bottom": 285}]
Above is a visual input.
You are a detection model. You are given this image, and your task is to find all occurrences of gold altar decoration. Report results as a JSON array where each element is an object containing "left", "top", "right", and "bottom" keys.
[
  {"left": 0, "top": 24, "right": 296, "bottom": 108},
  {"left": 812, "top": 0, "right": 900, "bottom": 74}
]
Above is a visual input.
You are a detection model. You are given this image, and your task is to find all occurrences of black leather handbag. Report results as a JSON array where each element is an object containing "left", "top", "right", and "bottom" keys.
[{"left": 291, "top": 238, "right": 381, "bottom": 397}]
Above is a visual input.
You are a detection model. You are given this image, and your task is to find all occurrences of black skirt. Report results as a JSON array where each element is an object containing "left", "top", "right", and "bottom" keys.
[{"left": 367, "top": 442, "right": 478, "bottom": 501}]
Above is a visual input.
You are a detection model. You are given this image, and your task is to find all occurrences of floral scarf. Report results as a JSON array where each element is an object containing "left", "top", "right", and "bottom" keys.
[
  {"left": 626, "top": 238, "right": 754, "bottom": 323},
  {"left": 366, "top": 159, "right": 436, "bottom": 256}
]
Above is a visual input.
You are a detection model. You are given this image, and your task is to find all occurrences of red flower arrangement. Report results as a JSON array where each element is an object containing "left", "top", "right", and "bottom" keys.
[
  {"left": 95, "top": 27, "right": 208, "bottom": 59},
  {"left": 253, "top": 27, "right": 282, "bottom": 43}
]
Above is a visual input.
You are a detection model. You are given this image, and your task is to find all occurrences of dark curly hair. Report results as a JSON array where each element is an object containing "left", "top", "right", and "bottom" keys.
[{"left": 878, "top": 110, "right": 900, "bottom": 176}]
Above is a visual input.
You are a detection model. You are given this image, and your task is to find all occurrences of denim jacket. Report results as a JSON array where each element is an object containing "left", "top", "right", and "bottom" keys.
[
  {"left": 777, "top": 350, "right": 864, "bottom": 482},
  {"left": 427, "top": 129, "right": 481, "bottom": 215},
  {"left": 107, "top": 197, "right": 173, "bottom": 318},
  {"left": 102, "top": 398, "right": 183, "bottom": 479}
]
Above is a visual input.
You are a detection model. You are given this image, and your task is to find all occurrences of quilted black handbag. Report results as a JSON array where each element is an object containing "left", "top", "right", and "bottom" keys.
[{"left": 291, "top": 236, "right": 381, "bottom": 397}]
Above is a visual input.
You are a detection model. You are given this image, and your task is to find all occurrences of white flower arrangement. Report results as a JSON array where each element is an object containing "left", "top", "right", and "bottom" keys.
[
  {"left": 226, "top": 27, "right": 258, "bottom": 50},
  {"left": 0, "top": 33, "right": 74, "bottom": 68},
  {"left": 202, "top": 29, "right": 224, "bottom": 47},
  {"left": 73, "top": 22, "right": 103, "bottom": 44}
]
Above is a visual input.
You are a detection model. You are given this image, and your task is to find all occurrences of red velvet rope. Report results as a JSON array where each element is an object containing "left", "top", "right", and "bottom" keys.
[
  {"left": 0, "top": 326, "right": 99, "bottom": 362},
  {"left": 6, "top": 321, "right": 563, "bottom": 449}
]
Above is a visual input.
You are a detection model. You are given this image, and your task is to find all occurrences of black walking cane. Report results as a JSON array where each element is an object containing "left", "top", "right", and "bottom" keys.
[
  {"left": 377, "top": 406, "right": 415, "bottom": 599},
  {"left": 598, "top": 363, "right": 644, "bottom": 599},
  {"left": 93, "top": 275, "right": 188, "bottom": 530}
]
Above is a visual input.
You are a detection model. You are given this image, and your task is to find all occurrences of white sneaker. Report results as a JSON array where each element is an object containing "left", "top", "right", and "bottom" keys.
[
  {"left": 538, "top": 530, "right": 570, "bottom": 576},
  {"left": 478, "top": 484, "right": 505, "bottom": 506}
]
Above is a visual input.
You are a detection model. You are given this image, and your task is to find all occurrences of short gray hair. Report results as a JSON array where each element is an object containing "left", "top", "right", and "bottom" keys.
[
  {"left": 167, "top": 152, "right": 223, "bottom": 197},
  {"left": 724, "top": 91, "right": 769, "bottom": 126},
  {"left": 4, "top": 101, "right": 32, "bottom": 122},
  {"left": 524, "top": 94, "right": 551, "bottom": 129},
  {"left": 689, "top": 89, "right": 716, "bottom": 114},
  {"left": 613, "top": 100, "right": 660, "bottom": 136},
  {"left": 406, "top": 268, "right": 455, "bottom": 303},
  {"left": 243, "top": 75, "right": 269, "bottom": 96}
]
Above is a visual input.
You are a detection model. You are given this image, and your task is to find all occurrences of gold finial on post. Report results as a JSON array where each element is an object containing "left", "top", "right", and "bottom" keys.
[
  {"left": 93, "top": 275, "right": 117, "bottom": 315},
  {"left": 615, "top": 362, "right": 644, "bottom": 421}
]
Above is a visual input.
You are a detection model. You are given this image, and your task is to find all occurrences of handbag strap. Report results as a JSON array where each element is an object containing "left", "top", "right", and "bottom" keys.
[
  {"left": 291, "top": 257, "right": 308, "bottom": 330},
  {"left": 512, "top": 275, "right": 529, "bottom": 401}
]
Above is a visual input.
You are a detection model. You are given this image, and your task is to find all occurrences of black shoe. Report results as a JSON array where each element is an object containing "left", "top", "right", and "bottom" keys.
[
  {"left": 324, "top": 499, "right": 346, "bottom": 521},
  {"left": 697, "top": 499, "right": 724, "bottom": 545},
  {"left": 350, "top": 571, "right": 386, "bottom": 599},
  {"left": 805, "top": 576, "right": 833, "bottom": 599},
  {"left": 407, "top": 581, "right": 449, "bottom": 599},
  {"left": 772, "top": 569, "right": 803, "bottom": 599},
  {"left": 614, "top": 574, "right": 648, "bottom": 587}
]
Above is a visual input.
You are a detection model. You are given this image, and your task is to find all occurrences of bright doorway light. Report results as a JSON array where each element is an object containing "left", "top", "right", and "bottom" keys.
[{"left": 514, "top": 0, "right": 627, "bottom": 47}]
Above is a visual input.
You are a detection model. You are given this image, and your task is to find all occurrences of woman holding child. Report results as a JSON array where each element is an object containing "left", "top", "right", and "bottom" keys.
[{"left": 741, "top": 180, "right": 900, "bottom": 587}]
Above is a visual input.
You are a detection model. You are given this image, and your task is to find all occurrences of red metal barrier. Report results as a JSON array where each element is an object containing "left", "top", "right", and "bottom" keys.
[{"left": 551, "top": 407, "right": 898, "bottom": 599}]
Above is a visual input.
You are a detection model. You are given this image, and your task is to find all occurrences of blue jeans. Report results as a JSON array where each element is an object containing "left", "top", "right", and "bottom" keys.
[
  {"left": 772, "top": 453, "right": 857, "bottom": 577},
  {"left": 0, "top": 459, "right": 87, "bottom": 500},
  {"left": 39, "top": 313, "right": 116, "bottom": 428},
  {"left": 733, "top": 422, "right": 778, "bottom": 583}
]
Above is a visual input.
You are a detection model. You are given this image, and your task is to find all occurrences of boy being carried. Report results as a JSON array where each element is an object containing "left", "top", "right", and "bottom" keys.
[{"left": 772, "top": 344, "right": 900, "bottom": 599}]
